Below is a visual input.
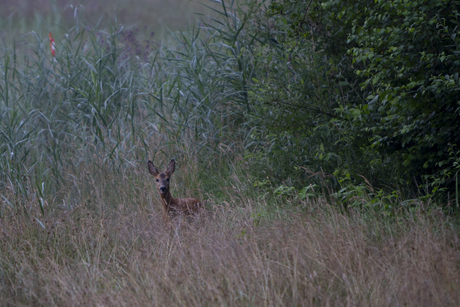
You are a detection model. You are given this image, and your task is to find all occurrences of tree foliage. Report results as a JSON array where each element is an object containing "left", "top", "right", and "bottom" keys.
[
  {"left": 348, "top": 0, "right": 460, "bottom": 188},
  {"left": 247, "top": 0, "right": 460, "bottom": 200}
]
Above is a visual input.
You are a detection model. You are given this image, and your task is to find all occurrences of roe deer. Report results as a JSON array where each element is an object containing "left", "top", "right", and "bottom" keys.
[{"left": 147, "top": 159, "right": 202, "bottom": 224}]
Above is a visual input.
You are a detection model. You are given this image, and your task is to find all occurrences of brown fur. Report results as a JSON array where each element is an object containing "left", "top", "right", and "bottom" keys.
[{"left": 148, "top": 159, "right": 202, "bottom": 225}]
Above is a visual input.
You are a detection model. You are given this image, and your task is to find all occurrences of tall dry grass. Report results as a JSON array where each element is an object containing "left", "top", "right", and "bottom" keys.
[{"left": 1, "top": 162, "right": 459, "bottom": 306}]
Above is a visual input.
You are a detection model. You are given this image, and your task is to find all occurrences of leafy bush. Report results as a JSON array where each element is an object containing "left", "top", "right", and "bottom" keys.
[
  {"left": 245, "top": 0, "right": 460, "bottom": 205},
  {"left": 348, "top": 0, "right": 460, "bottom": 191}
]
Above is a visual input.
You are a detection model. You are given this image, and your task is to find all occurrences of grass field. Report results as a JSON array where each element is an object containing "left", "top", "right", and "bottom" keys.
[
  {"left": 2, "top": 185, "right": 459, "bottom": 305},
  {"left": 0, "top": 0, "right": 459, "bottom": 306}
]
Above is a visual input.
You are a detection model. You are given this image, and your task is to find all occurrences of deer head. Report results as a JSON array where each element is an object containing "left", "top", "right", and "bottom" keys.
[{"left": 147, "top": 159, "right": 175, "bottom": 196}]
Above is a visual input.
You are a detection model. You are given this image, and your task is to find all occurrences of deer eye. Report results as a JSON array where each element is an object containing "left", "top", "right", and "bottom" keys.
[
  {"left": 156, "top": 179, "right": 159, "bottom": 182},
  {"left": 166, "top": 178, "right": 169, "bottom": 182}
]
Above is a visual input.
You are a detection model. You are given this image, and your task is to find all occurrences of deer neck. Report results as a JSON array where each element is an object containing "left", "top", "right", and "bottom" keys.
[{"left": 160, "top": 190, "right": 177, "bottom": 210}]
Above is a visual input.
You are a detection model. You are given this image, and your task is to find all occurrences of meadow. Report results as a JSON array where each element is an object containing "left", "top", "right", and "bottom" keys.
[{"left": 1, "top": 0, "right": 459, "bottom": 306}]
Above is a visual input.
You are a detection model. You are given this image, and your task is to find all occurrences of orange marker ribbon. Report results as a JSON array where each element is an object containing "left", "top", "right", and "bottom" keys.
[{"left": 49, "top": 32, "right": 56, "bottom": 57}]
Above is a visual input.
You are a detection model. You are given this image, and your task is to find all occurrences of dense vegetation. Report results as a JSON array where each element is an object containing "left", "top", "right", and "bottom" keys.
[
  {"left": 252, "top": 0, "right": 460, "bottom": 206},
  {"left": 1, "top": 0, "right": 459, "bottom": 215},
  {"left": 0, "top": 0, "right": 459, "bottom": 305}
]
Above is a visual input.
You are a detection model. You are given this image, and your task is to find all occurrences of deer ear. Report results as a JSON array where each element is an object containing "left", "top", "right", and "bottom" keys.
[
  {"left": 166, "top": 159, "right": 175, "bottom": 176},
  {"left": 148, "top": 161, "right": 159, "bottom": 176}
]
